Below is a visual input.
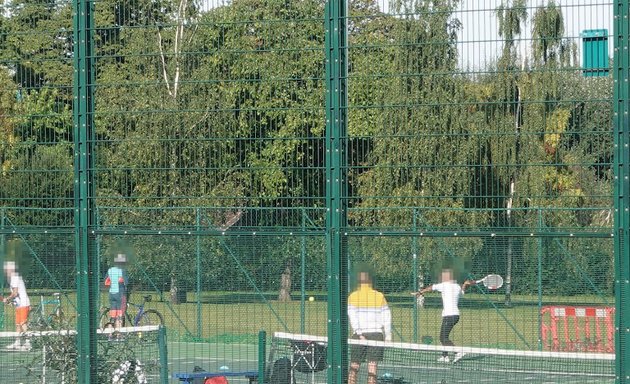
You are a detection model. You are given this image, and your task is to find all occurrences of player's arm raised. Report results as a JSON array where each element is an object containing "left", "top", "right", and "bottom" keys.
[
  {"left": 412, "top": 285, "right": 433, "bottom": 296},
  {"left": 462, "top": 279, "right": 476, "bottom": 291}
]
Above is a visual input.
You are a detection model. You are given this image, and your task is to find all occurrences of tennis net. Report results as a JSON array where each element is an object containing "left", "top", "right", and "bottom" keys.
[
  {"left": 269, "top": 332, "right": 615, "bottom": 384},
  {"left": 0, "top": 325, "right": 166, "bottom": 383}
]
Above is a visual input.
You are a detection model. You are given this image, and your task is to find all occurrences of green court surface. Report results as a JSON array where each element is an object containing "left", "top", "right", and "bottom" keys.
[
  {"left": 168, "top": 341, "right": 259, "bottom": 383},
  {"left": 0, "top": 326, "right": 164, "bottom": 384},
  {"left": 0, "top": 331, "right": 615, "bottom": 384},
  {"left": 267, "top": 333, "right": 615, "bottom": 384},
  {"left": 270, "top": 352, "right": 614, "bottom": 384}
]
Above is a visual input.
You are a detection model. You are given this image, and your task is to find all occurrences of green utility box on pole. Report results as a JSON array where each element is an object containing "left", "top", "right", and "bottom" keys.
[{"left": 582, "top": 29, "right": 609, "bottom": 77}]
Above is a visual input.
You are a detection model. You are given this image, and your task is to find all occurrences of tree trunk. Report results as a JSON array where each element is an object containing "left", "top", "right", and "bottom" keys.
[
  {"left": 278, "top": 266, "right": 292, "bottom": 302},
  {"left": 170, "top": 274, "right": 180, "bottom": 304}
]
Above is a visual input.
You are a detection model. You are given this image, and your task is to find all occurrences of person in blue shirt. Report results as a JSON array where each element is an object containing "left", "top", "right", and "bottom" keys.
[{"left": 105, "top": 253, "right": 128, "bottom": 329}]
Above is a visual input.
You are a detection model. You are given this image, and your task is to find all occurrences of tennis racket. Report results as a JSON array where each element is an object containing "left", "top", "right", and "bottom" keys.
[{"left": 475, "top": 274, "right": 504, "bottom": 290}]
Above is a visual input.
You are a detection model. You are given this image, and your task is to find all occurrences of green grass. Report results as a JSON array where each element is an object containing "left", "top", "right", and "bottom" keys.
[{"left": 1, "top": 290, "right": 615, "bottom": 352}]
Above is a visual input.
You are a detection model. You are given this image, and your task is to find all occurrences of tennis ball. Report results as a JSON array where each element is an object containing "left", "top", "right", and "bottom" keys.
[{"left": 309, "top": 296, "right": 315, "bottom": 302}]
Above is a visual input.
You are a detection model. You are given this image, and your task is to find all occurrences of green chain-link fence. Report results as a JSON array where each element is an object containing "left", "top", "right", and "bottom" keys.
[{"left": 0, "top": 0, "right": 628, "bottom": 383}]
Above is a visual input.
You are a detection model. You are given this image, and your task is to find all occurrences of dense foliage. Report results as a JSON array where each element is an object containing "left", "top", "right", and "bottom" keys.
[{"left": 0, "top": 0, "right": 613, "bottom": 295}]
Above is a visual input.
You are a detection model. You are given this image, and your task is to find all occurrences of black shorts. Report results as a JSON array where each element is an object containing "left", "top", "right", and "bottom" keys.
[{"left": 350, "top": 332, "right": 384, "bottom": 363}]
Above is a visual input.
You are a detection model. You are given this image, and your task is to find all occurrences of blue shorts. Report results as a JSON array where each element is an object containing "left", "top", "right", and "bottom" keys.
[{"left": 109, "top": 292, "right": 125, "bottom": 310}]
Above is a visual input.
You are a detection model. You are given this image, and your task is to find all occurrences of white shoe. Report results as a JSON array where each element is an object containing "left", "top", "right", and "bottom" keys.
[
  {"left": 437, "top": 355, "right": 450, "bottom": 363},
  {"left": 452, "top": 352, "right": 466, "bottom": 363},
  {"left": 20, "top": 341, "right": 32, "bottom": 351},
  {"left": 6, "top": 341, "right": 20, "bottom": 350}
]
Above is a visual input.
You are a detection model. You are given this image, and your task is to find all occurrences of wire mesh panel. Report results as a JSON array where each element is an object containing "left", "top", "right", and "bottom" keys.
[
  {"left": 346, "top": 0, "right": 613, "bottom": 233},
  {"left": 346, "top": 234, "right": 613, "bottom": 351},
  {"left": 1, "top": 0, "right": 625, "bottom": 382},
  {"left": 91, "top": 0, "right": 327, "bottom": 378},
  {"left": 92, "top": 0, "right": 327, "bottom": 231},
  {"left": 0, "top": 0, "right": 77, "bottom": 377},
  {"left": 341, "top": 0, "right": 615, "bottom": 382},
  {"left": 94, "top": 234, "right": 326, "bottom": 380}
]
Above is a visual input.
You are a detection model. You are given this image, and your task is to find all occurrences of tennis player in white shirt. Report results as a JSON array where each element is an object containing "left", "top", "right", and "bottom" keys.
[{"left": 414, "top": 268, "right": 474, "bottom": 363}]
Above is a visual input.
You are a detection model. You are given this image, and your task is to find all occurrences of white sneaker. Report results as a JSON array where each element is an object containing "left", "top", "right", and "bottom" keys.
[
  {"left": 437, "top": 355, "right": 450, "bottom": 363},
  {"left": 5, "top": 341, "right": 20, "bottom": 350},
  {"left": 20, "top": 341, "right": 32, "bottom": 351},
  {"left": 452, "top": 352, "right": 466, "bottom": 363}
]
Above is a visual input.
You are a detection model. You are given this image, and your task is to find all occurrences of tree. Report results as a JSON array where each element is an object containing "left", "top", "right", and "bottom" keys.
[{"left": 495, "top": 0, "right": 527, "bottom": 306}]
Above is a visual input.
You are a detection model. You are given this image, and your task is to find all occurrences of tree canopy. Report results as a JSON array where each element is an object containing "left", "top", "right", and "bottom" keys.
[{"left": 0, "top": 0, "right": 613, "bottom": 293}]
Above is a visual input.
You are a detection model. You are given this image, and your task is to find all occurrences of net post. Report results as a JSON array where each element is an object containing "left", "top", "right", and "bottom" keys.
[
  {"left": 42, "top": 344, "right": 47, "bottom": 384},
  {"left": 158, "top": 325, "right": 168, "bottom": 384},
  {"left": 258, "top": 330, "right": 266, "bottom": 384}
]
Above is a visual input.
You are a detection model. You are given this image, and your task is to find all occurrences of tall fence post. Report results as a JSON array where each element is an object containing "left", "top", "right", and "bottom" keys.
[
  {"left": 0, "top": 208, "right": 4, "bottom": 329},
  {"left": 73, "top": 0, "right": 97, "bottom": 379},
  {"left": 325, "top": 0, "right": 348, "bottom": 380},
  {"left": 412, "top": 208, "right": 418, "bottom": 343},
  {"left": 196, "top": 208, "right": 202, "bottom": 339},
  {"left": 159, "top": 325, "right": 169, "bottom": 384},
  {"left": 95, "top": 208, "right": 101, "bottom": 310},
  {"left": 537, "top": 208, "right": 543, "bottom": 351},
  {"left": 613, "top": 2, "right": 630, "bottom": 382},
  {"left": 258, "top": 330, "right": 267, "bottom": 384},
  {"left": 301, "top": 208, "right": 306, "bottom": 334}
]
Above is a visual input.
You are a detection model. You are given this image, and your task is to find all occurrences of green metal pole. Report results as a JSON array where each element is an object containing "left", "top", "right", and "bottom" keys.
[
  {"left": 325, "top": 0, "right": 348, "bottom": 380},
  {"left": 301, "top": 208, "right": 306, "bottom": 334},
  {"left": 95, "top": 209, "right": 101, "bottom": 310},
  {"left": 537, "top": 209, "right": 543, "bottom": 351},
  {"left": 159, "top": 325, "right": 169, "bottom": 384},
  {"left": 258, "top": 330, "right": 266, "bottom": 384},
  {"left": 0, "top": 208, "right": 4, "bottom": 329},
  {"left": 412, "top": 209, "right": 418, "bottom": 343},
  {"left": 73, "top": 0, "right": 97, "bottom": 379},
  {"left": 196, "top": 208, "right": 202, "bottom": 339},
  {"left": 613, "top": 3, "right": 630, "bottom": 382}
]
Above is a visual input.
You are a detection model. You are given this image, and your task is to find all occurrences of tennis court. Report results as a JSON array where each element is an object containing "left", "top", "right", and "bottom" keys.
[
  {"left": 114, "top": 333, "right": 616, "bottom": 383},
  {"left": 167, "top": 340, "right": 259, "bottom": 383},
  {"left": 0, "top": 326, "right": 165, "bottom": 384},
  {"left": 268, "top": 332, "right": 614, "bottom": 384}
]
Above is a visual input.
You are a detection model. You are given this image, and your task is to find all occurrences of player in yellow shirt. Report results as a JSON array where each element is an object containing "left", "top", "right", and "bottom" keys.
[{"left": 348, "top": 270, "right": 392, "bottom": 384}]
